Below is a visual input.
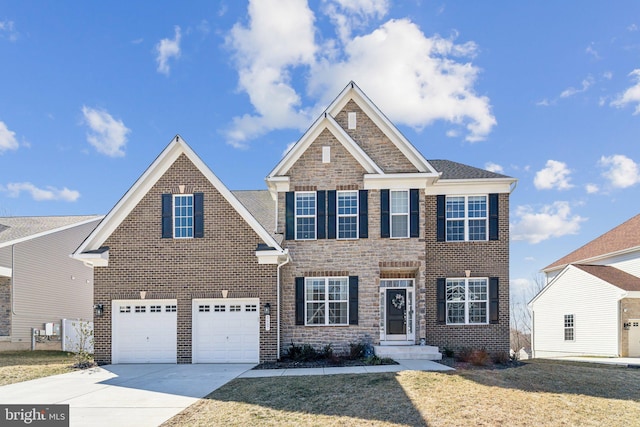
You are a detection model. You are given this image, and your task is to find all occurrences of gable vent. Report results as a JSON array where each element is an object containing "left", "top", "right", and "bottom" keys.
[{"left": 348, "top": 112, "right": 356, "bottom": 129}]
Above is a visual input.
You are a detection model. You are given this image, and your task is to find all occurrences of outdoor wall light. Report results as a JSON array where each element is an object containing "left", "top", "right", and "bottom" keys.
[
  {"left": 624, "top": 322, "right": 631, "bottom": 330},
  {"left": 94, "top": 304, "right": 104, "bottom": 317},
  {"left": 264, "top": 303, "right": 271, "bottom": 316}
]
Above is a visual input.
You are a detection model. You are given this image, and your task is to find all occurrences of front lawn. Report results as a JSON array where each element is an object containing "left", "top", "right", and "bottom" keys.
[
  {"left": 0, "top": 351, "right": 77, "bottom": 386},
  {"left": 163, "top": 359, "right": 640, "bottom": 426}
]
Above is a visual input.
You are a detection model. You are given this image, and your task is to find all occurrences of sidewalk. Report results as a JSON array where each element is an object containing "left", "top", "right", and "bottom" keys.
[
  {"left": 239, "top": 359, "right": 453, "bottom": 378},
  {"left": 552, "top": 356, "right": 640, "bottom": 368}
]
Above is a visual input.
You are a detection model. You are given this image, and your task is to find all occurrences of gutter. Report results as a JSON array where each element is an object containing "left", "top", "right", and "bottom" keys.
[{"left": 276, "top": 252, "right": 290, "bottom": 360}]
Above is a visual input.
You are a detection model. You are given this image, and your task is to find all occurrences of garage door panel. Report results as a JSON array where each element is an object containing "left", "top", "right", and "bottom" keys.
[
  {"left": 112, "top": 300, "right": 177, "bottom": 364},
  {"left": 192, "top": 298, "right": 260, "bottom": 363}
]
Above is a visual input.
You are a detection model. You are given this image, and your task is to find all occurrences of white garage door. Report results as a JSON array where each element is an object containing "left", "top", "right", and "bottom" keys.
[
  {"left": 192, "top": 298, "right": 260, "bottom": 363},
  {"left": 112, "top": 299, "right": 177, "bottom": 364}
]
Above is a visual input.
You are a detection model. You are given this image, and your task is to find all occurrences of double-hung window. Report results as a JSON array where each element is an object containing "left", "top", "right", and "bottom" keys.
[
  {"left": 305, "top": 277, "right": 348, "bottom": 325},
  {"left": 446, "top": 195, "right": 487, "bottom": 241},
  {"left": 174, "top": 194, "right": 194, "bottom": 238},
  {"left": 337, "top": 191, "right": 358, "bottom": 239},
  {"left": 445, "top": 278, "right": 488, "bottom": 324},
  {"left": 390, "top": 190, "right": 409, "bottom": 238},
  {"left": 564, "top": 314, "right": 574, "bottom": 341},
  {"left": 295, "top": 192, "right": 316, "bottom": 240}
]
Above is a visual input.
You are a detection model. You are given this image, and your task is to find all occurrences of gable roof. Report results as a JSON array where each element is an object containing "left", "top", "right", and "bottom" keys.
[
  {"left": 73, "top": 136, "right": 285, "bottom": 263},
  {"left": 268, "top": 111, "right": 384, "bottom": 178},
  {"left": 0, "top": 215, "right": 102, "bottom": 249},
  {"left": 574, "top": 264, "right": 640, "bottom": 292},
  {"left": 267, "top": 81, "right": 439, "bottom": 180},
  {"left": 543, "top": 213, "right": 640, "bottom": 272}
]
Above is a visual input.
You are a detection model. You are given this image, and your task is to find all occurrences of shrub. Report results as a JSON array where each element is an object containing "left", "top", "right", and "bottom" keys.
[
  {"left": 456, "top": 348, "right": 491, "bottom": 366},
  {"left": 492, "top": 351, "right": 511, "bottom": 365},
  {"left": 442, "top": 347, "right": 455, "bottom": 358},
  {"left": 349, "top": 342, "right": 366, "bottom": 360}
]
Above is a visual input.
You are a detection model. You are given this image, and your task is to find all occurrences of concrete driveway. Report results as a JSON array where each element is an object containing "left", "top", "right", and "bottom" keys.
[{"left": 0, "top": 364, "right": 254, "bottom": 427}]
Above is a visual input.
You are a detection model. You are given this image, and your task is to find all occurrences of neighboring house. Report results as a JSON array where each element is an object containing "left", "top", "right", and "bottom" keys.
[
  {"left": 531, "top": 213, "right": 640, "bottom": 358},
  {"left": 0, "top": 216, "right": 102, "bottom": 350},
  {"left": 73, "top": 82, "right": 516, "bottom": 365}
]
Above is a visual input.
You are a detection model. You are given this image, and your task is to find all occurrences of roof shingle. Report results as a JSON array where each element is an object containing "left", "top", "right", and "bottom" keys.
[
  {"left": 428, "top": 159, "right": 512, "bottom": 180},
  {"left": 0, "top": 215, "right": 102, "bottom": 246},
  {"left": 574, "top": 264, "right": 640, "bottom": 292}
]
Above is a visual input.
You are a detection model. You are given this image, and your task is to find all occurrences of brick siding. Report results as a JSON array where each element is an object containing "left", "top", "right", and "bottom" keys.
[
  {"left": 0, "top": 277, "right": 10, "bottom": 336},
  {"left": 93, "top": 154, "right": 278, "bottom": 364}
]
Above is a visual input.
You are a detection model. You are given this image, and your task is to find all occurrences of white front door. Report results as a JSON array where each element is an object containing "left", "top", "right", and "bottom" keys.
[
  {"left": 629, "top": 319, "right": 640, "bottom": 357},
  {"left": 192, "top": 298, "right": 260, "bottom": 363},
  {"left": 111, "top": 299, "right": 177, "bottom": 364}
]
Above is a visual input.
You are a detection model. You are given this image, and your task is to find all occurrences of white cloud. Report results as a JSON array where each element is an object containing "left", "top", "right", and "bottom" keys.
[
  {"left": 323, "top": 0, "right": 390, "bottom": 43},
  {"left": 611, "top": 69, "right": 640, "bottom": 114},
  {"left": 560, "top": 75, "right": 594, "bottom": 98},
  {"left": 1, "top": 182, "right": 80, "bottom": 202},
  {"left": 81, "top": 106, "right": 130, "bottom": 157},
  {"left": 599, "top": 154, "right": 640, "bottom": 188},
  {"left": 585, "top": 43, "right": 600, "bottom": 60},
  {"left": 0, "top": 121, "right": 19, "bottom": 153},
  {"left": 585, "top": 183, "right": 599, "bottom": 194},
  {"left": 0, "top": 20, "right": 18, "bottom": 42},
  {"left": 603, "top": 71, "right": 613, "bottom": 80},
  {"left": 510, "top": 201, "right": 586, "bottom": 244},
  {"left": 485, "top": 162, "right": 504, "bottom": 174},
  {"left": 155, "top": 26, "right": 182, "bottom": 75},
  {"left": 629, "top": 24, "right": 638, "bottom": 32},
  {"left": 534, "top": 160, "right": 574, "bottom": 190},
  {"left": 536, "top": 98, "right": 552, "bottom": 107},
  {"left": 225, "top": 0, "right": 496, "bottom": 147}
]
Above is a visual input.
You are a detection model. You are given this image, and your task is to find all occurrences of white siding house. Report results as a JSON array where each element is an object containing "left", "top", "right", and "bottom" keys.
[
  {"left": 530, "top": 265, "right": 626, "bottom": 357},
  {"left": 532, "top": 213, "right": 640, "bottom": 358},
  {"left": 0, "top": 216, "right": 102, "bottom": 350}
]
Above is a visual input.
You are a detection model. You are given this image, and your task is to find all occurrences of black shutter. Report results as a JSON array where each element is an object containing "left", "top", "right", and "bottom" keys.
[
  {"left": 161, "top": 194, "right": 172, "bottom": 238},
  {"left": 436, "top": 278, "right": 446, "bottom": 324},
  {"left": 410, "top": 189, "right": 419, "bottom": 237},
  {"left": 193, "top": 192, "right": 204, "bottom": 238},
  {"left": 380, "top": 189, "right": 390, "bottom": 238},
  {"left": 285, "top": 192, "right": 295, "bottom": 240},
  {"left": 436, "top": 195, "right": 446, "bottom": 242},
  {"left": 358, "top": 190, "right": 368, "bottom": 238},
  {"left": 317, "top": 191, "right": 326, "bottom": 239},
  {"left": 489, "top": 193, "right": 499, "bottom": 241},
  {"left": 489, "top": 277, "right": 499, "bottom": 324},
  {"left": 349, "top": 276, "right": 358, "bottom": 325},
  {"left": 327, "top": 190, "right": 336, "bottom": 239},
  {"left": 295, "top": 277, "right": 305, "bottom": 325}
]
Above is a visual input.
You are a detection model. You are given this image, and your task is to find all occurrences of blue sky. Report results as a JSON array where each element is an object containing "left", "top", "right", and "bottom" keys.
[{"left": 1, "top": 1, "right": 640, "bottom": 299}]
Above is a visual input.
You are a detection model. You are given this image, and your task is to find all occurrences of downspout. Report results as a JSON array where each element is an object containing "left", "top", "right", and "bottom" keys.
[
  {"left": 10, "top": 244, "right": 17, "bottom": 315},
  {"left": 276, "top": 251, "right": 290, "bottom": 360}
]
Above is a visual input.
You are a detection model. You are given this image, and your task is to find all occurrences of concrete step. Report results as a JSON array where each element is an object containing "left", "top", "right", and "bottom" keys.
[{"left": 374, "top": 345, "right": 442, "bottom": 360}]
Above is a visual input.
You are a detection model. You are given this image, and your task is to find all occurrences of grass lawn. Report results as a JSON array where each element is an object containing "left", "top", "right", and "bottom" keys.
[
  {"left": 163, "top": 359, "right": 640, "bottom": 426},
  {"left": 0, "top": 351, "right": 77, "bottom": 386}
]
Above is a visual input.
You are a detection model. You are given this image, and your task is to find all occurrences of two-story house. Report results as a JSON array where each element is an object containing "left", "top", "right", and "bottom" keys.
[{"left": 73, "top": 82, "right": 515, "bottom": 365}]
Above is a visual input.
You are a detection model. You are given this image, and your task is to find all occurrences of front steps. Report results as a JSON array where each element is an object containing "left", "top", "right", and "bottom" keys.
[{"left": 374, "top": 345, "right": 442, "bottom": 360}]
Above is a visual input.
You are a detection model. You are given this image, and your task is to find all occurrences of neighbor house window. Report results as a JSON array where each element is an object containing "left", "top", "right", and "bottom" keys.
[
  {"left": 390, "top": 190, "right": 409, "bottom": 238},
  {"left": 337, "top": 191, "right": 358, "bottom": 239},
  {"left": 295, "top": 192, "right": 316, "bottom": 240},
  {"left": 445, "top": 278, "right": 488, "bottom": 324},
  {"left": 564, "top": 314, "right": 574, "bottom": 341},
  {"left": 446, "top": 195, "right": 487, "bottom": 241},
  {"left": 305, "top": 277, "right": 348, "bottom": 325},
  {"left": 174, "top": 194, "right": 194, "bottom": 238}
]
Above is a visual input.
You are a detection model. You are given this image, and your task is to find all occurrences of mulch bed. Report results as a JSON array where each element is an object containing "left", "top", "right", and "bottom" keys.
[{"left": 254, "top": 357, "right": 398, "bottom": 370}]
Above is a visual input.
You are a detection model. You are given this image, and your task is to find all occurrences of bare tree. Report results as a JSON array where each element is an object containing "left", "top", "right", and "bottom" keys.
[{"left": 510, "top": 273, "right": 546, "bottom": 356}]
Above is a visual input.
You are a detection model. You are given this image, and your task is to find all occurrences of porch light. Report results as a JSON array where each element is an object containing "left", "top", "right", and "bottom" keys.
[
  {"left": 94, "top": 304, "right": 104, "bottom": 317},
  {"left": 624, "top": 322, "right": 631, "bottom": 330},
  {"left": 264, "top": 303, "right": 271, "bottom": 316}
]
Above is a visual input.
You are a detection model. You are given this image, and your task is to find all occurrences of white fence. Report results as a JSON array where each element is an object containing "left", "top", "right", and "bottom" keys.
[{"left": 62, "top": 319, "right": 94, "bottom": 353}]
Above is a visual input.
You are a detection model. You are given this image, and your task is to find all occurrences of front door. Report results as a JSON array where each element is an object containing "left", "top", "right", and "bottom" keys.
[
  {"left": 630, "top": 319, "right": 640, "bottom": 357},
  {"left": 386, "top": 289, "right": 407, "bottom": 339}
]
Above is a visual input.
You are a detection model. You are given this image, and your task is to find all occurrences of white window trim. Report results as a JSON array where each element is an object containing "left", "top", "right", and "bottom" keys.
[
  {"left": 445, "top": 277, "right": 489, "bottom": 325},
  {"left": 390, "top": 189, "right": 409, "bottom": 239},
  {"left": 337, "top": 190, "right": 359, "bottom": 240},
  {"left": 295, "top": 191, "right": 317, "bottom": 240},
  {"left": 564, "top": 314, "right": 575, "bottom": 341},
  {"left": 304, "top": 277, "right": 349, "bottom": 326},
  {"left": 173, "top": 193, "right": 194, "bottom": 239},
  {"left": 445, "top": 194, "right": 488, "bottom": 242}
]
